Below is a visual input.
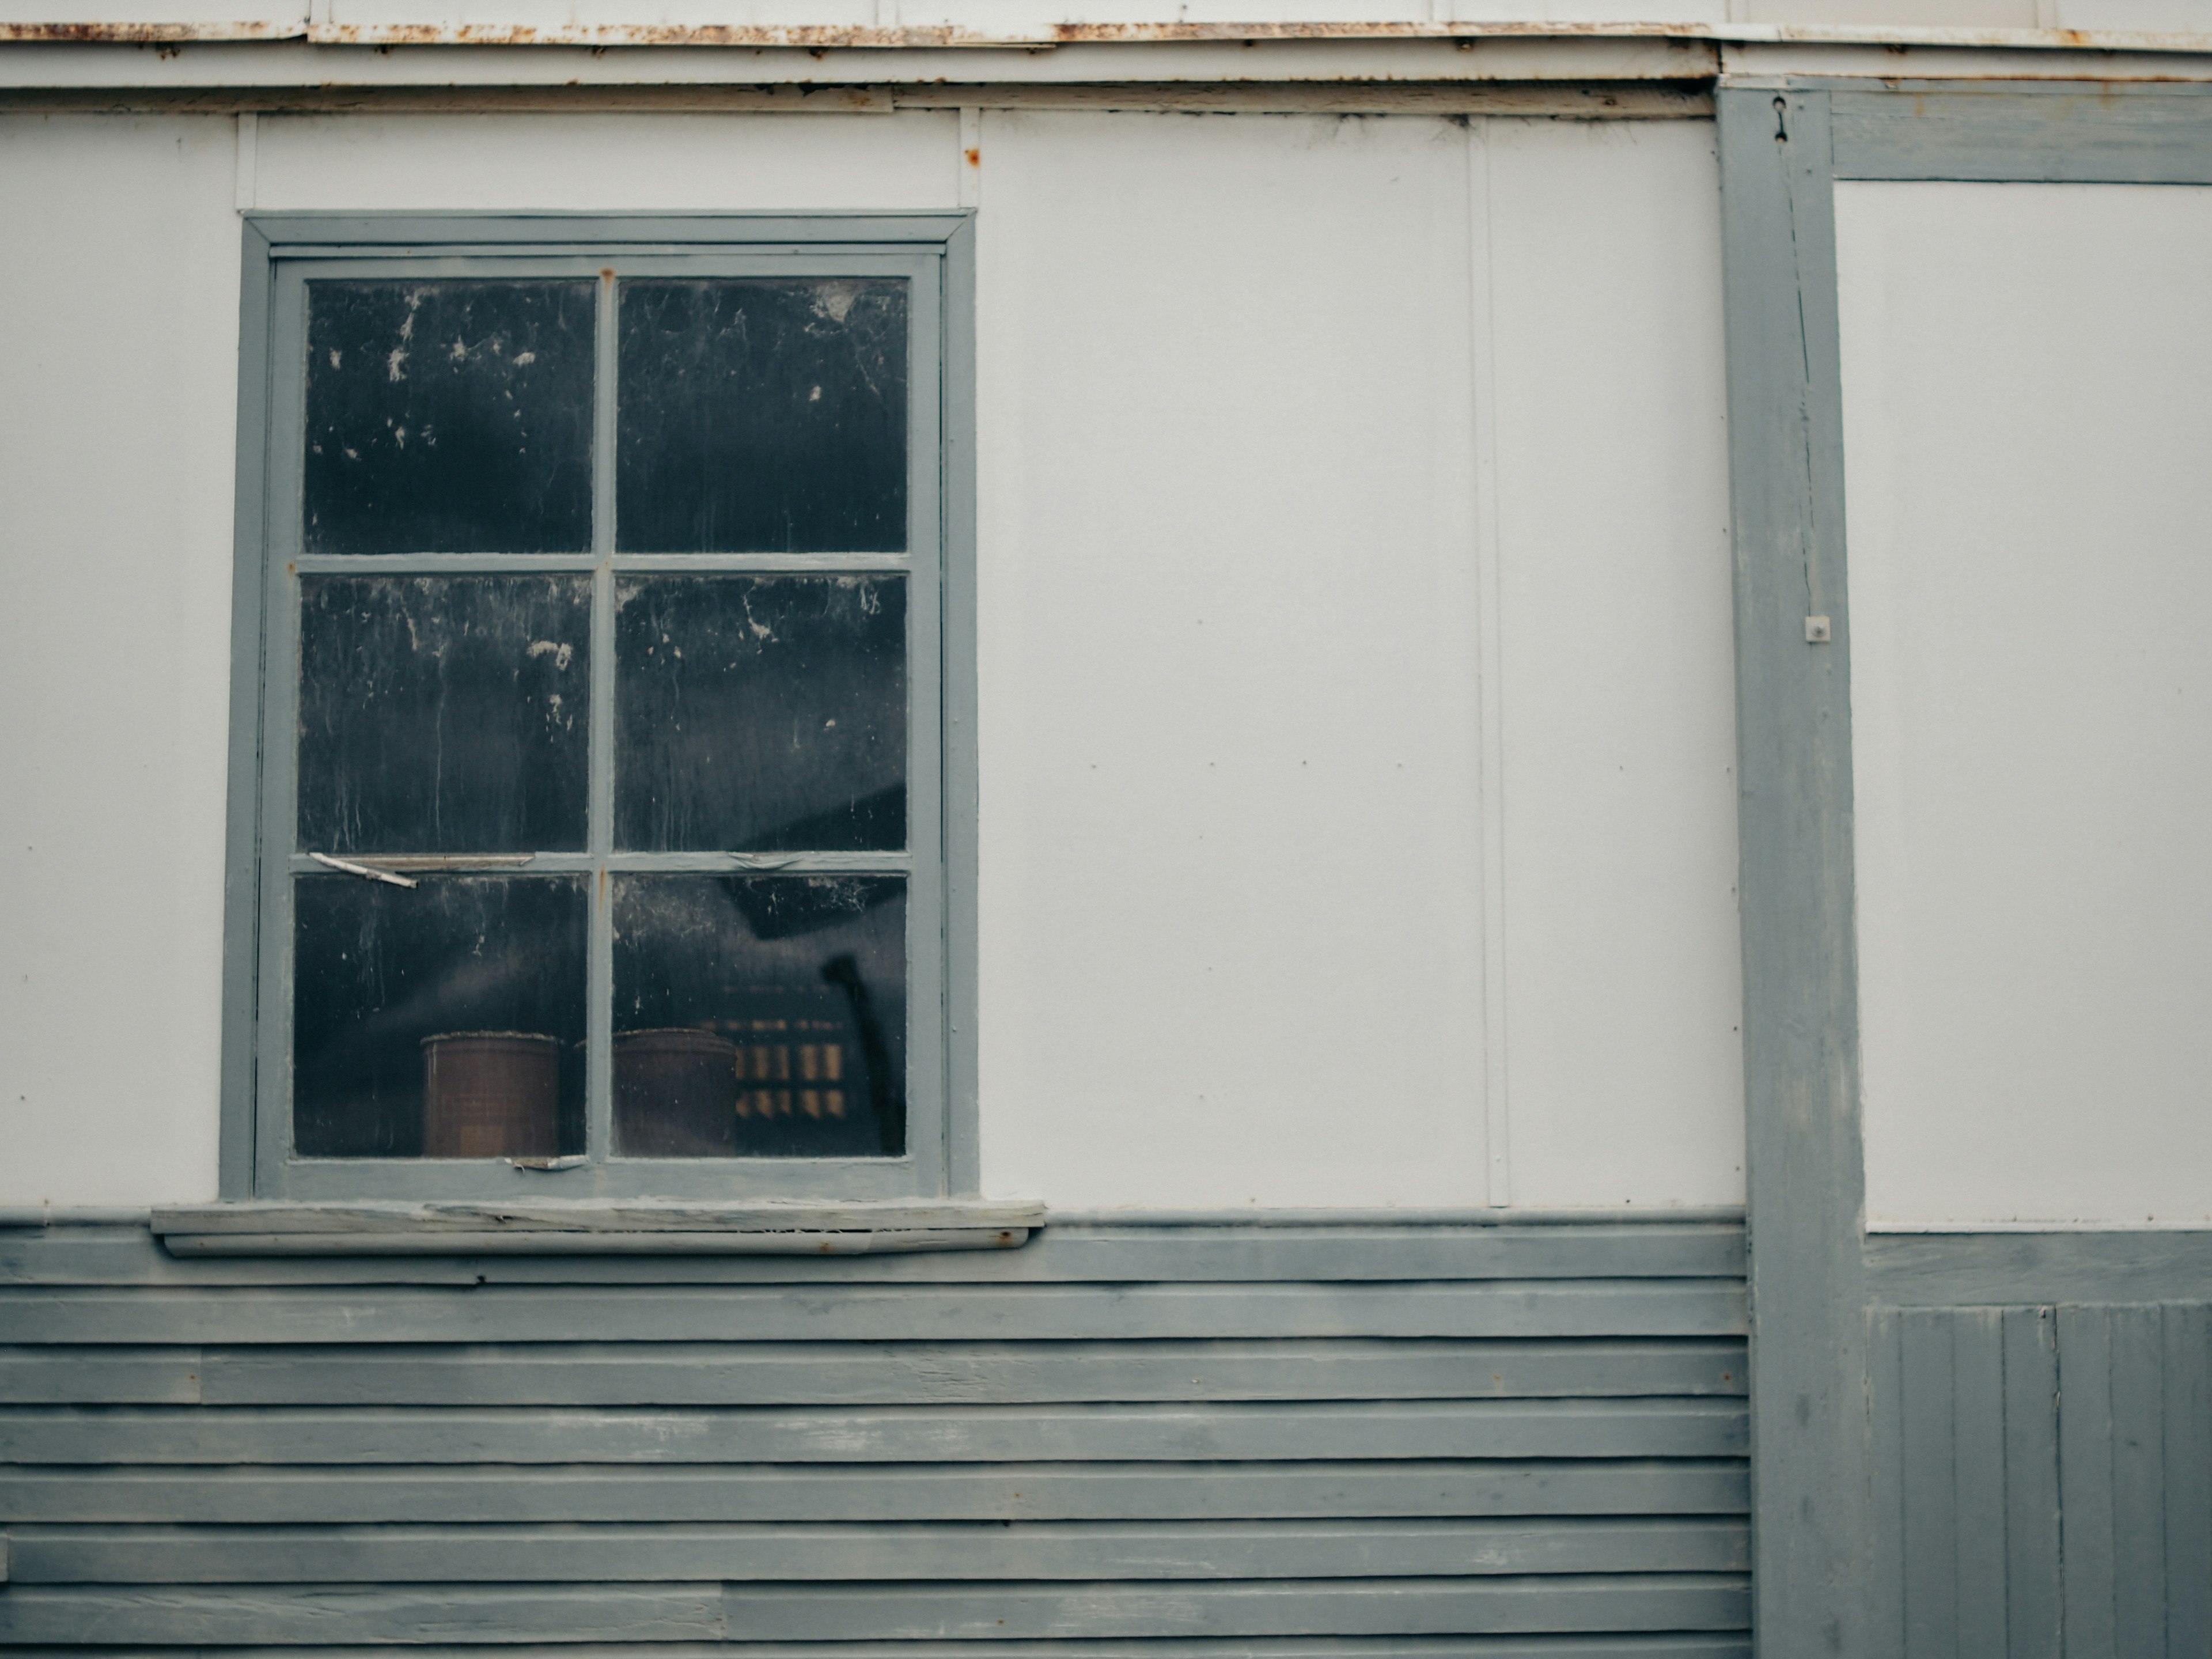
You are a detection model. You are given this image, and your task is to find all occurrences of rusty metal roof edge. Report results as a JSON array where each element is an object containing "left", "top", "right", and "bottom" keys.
[{"left": 3, "top": 18, "right": 2212, "bottom": 55}]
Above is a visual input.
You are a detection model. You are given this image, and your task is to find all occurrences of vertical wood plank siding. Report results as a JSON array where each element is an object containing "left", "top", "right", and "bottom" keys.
[
  {"left": 0, "top": 1220, "right": 1749, "bottom": 1652},
  {"left": 1869, "top": 1302, "right": 2212, "bottom": 1658}
]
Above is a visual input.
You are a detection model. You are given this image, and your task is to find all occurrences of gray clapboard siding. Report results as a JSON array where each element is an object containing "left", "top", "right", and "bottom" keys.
[
  {"left": 0, "top": 1577, "right": 1752, "bottom": 1645},
  {"left": 0, "top": 1281, "right": 1745, "bottom": 1344},
  {"left": 0, "top": 1399, "right": 1747, "bottom": 1465},
  {"left": 0, "top": 1459, "right": 1753, "bottom": 1524},
  {"left": 194, "top": 1339, "right": 1748, "bottom": 1407},
  {"left": 0, "top": 1217, "right": 1748, "bottom": 1650},
  {"left": 0, "top": 1645, "right": 1755, "bottom": 1659},
  {"left": 5, "top": 1518, "right": 1752, "bottom": 1584},
  {"left": 0, "top": 1222, "right": 1745, "bottom": 1288}
]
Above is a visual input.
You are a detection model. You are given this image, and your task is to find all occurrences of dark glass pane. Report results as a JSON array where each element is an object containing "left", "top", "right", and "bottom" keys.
[
  {"left": 305, "top": 281, "right": 594, "bottom": 554},
  {"left": 612, "top": 875, "right": 906, "bottom": 1158},
  {"left": 615, "top": 575, "right": 906, "bottom": 853},
  {"left": 298, "top": 576, "right": 590, "bottom": 855},
  {"left": 617, "top": 279, "right": 908, "bottom": 552},
  {"left": 293, "top": 874, "right": 587, "bottom": 1159}
]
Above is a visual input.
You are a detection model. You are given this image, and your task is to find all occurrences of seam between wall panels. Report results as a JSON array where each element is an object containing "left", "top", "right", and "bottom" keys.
[{"left": 1467, "top": 117, "right": 1510, "bottom": 1211}]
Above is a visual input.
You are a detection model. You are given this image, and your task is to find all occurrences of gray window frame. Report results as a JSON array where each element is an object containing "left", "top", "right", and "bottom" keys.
[
  {"left": 1716, "top": 79, "right": 2212, "bottom": 1657},
  {"left": 219, "top": 212, "right": 979, "bottom": 1205}
]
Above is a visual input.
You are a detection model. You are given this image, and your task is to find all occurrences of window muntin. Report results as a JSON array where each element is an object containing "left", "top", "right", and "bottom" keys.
[{"left": 251, "top": 243, "right": 946, "bottom": 1202}]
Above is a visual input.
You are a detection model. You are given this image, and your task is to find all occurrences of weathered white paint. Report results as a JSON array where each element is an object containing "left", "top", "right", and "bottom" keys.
[
  {"left": 1482, "top": 118, "right": 1743, "bottom": 1211},
  {"left": 0, "top": 109, "right": 1745, "bottom": 1209},
  {"left": 975, "top": 113, "right": 1743, "bottom": 1209},
  {"left": 1840, "top": 181, "right": 2212, "bottom": 1226},
  {"left": 250, "top": 109, "right": 963, "bottom": 211},
  {"left": 0, "top": 114, "right": 241, "bottom": 1206}
]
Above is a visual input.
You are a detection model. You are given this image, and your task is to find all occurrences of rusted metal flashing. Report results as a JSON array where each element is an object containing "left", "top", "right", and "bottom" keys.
[
  {"left": 0, "top": 77, "right": 1713, "bottom": 115},
  {"left": 4, "top": 18, "right": 2212, "bottom": 53}
]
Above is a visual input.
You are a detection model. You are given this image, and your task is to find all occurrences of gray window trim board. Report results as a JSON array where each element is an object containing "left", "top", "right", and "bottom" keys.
[
  {"left": 1717, "top": 76, "right": 2212, "bottom": 1657},
  {"left": 221, "top": 211, "right": 980, "bottom": 1206}
]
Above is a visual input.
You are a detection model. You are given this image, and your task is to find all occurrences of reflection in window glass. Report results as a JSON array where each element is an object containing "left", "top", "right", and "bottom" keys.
[
  {"left": 293, "top": 875, "right": 588, "bottom": 1158},
  {"left": 305, "top": 281, "right": 595, "bottom": 555},
  {"left": 615, "top": 575, "right": 906, "bottom": 854},
  {"left": 611, "top": 876, "right": 906, "bottom": 1158},
  {"left": 298, "top": 576, "right": 590, "bottom": 855},
  {"left": 617, "top": 279, "right": 908, "bottom": 553}
]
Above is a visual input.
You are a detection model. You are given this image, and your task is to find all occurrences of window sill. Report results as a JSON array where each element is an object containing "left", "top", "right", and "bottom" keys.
[{"left": 149, "top": 1200, "right": 1043, "bottom": 1257}]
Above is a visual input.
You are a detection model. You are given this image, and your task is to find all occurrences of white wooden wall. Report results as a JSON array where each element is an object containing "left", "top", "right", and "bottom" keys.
[
  {"left": 0, "top": 109, "right": 1744, "bottom": 1210},
  {"left": 1840, "top": 180, "right": 2212, "bottom": 1226}
]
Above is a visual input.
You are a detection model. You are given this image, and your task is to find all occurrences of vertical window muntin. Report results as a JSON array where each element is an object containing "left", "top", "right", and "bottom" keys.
[{"left": 254, "top": 248, "right": 946, "bottom": 1200}]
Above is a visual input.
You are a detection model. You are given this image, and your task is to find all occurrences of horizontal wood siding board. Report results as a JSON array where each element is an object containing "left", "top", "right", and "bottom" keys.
[
  {"left": 0, "top": 1582, "right": 729, "bottom": 1645},
  {"left": 1829, "top": 92, "right": 2212, "bottom": 184},
  {"left": 1, "top": 1223, "right": 1745, "bottom": 1287},
  {"left": 188, "top": 1339, "right": 1748, "bottom": 1407},
  {"left": 0, "top": 1347, "right": 205, "bottom": 1404},
  {"left": 0, "top": 1282, "right": 1747, "bottom": 1344},
  {"left": 0, "top": 1399, "right": 1748, "bottom": 1465},
  {"left": 0, "top": 1643, "right": 1755, "bottom": 1659},
  {"left": 711, "top": 1577, "right": 1754, "bottom": 1641},
  {"left": 1864, "top": 1232, "right": 2212, "bottom": 1308},
  {"left": 0, "top": 1646, "right": 1758, "bottom": 1659},
  {"left": 0, "top": 1459, "right": 1751, "bottom": 1524},
  {"left": 5, "top": 1518, "right": 1753, "bottom": 1584},
  {"left": 0, "top": 1577, "right": 1752, "bottom": 1645}
]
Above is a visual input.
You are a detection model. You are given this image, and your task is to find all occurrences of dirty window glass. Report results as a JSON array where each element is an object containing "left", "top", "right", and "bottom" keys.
[
  {"left": 273, "top": 246, "right": 931, "bottom": 1188},
  {"left": 616, "top": 279, "right": 908, "bottom": 553},
  {"left": 304, "top": 281, "right": 595, "bottom": 555},
  {"left": 612, "top": 876, "right": 907, "bottom": 1158},
  {"left": 293, "top": 874, "right": 589, "bottom": 1159},
  {"left": 298, "top": 575, "right": 590, "bottom": 855},
  {"left": 615, "top": 575, "right": 907, "bottom": 854}
]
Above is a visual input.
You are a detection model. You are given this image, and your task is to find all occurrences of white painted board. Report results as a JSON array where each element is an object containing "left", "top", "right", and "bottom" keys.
[
  {"left": 974, "top": 113, "right": 1743, "bottom": 1209},
  {"left": 0, "top": 114, "right": 243, "bottom": 1207},
  {"left": 1840, "top": 181, "right": 2212, "bottom": 1227},
  {"left": 0, "top": 110, "right": 1745, "bottom": 1210},
  {"left": 1483, "top": 119, "right": 1744, "bottom": 1211}
]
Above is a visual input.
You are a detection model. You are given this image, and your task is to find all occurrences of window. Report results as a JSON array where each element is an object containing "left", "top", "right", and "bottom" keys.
[{"left": 223, "top": 215, "right": 975, "bottom": 1202}]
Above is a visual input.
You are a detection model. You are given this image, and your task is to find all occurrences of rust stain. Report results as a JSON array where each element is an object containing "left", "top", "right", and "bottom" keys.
[
  {"left": 5, "top": 15, "right": 2212, "bottom": 57},
  {"left": 963, "top": 146, "right": 980, "bottom": 165}
]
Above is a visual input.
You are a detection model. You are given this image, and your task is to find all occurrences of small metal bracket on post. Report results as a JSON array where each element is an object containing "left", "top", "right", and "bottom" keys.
[{"left": 1805, "top": 615, "right": 1832, "bottom": 644}]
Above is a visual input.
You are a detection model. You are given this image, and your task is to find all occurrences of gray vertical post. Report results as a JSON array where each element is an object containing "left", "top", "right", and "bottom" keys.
[{"left": 1717, "top": 85, "right": 1870, "bottom": 1657}]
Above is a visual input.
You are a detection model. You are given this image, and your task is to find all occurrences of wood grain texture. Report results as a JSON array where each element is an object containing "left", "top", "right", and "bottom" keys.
[
  {"left": 1865, "top": 1231, "right": 2212, "bottom": 1308},
  {"left": 0, "top": 1577, "right": 1752, "bottom": 1645},
  {"left": 1869, "top": 1301, "right": 2212, "bottom": 1659},
  {"left": 188, "top": 1338, "right": 1749, "bottom": 1407},
  {"left": 0, "top": 1281, "right": 1747, "bottom": 1345},
  {"left": 3, "top": 1221, "right": 1747, "bottom": 1286},
  {"left": 5, "top": 1518, "right": 1752, "bottom": 1585},
  {"left": 0, "top": 1459, "right": 1753, "bottom": 1525},
  {"left": 0, "top": 1399, "right": 1747, "bottom": 1465},
  {"left": 1717, "top": 84, "right": 1870, "bottom": 1659},
  {"left": 1830, "top": 89, "right": 2212, "bottom": 185}
]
